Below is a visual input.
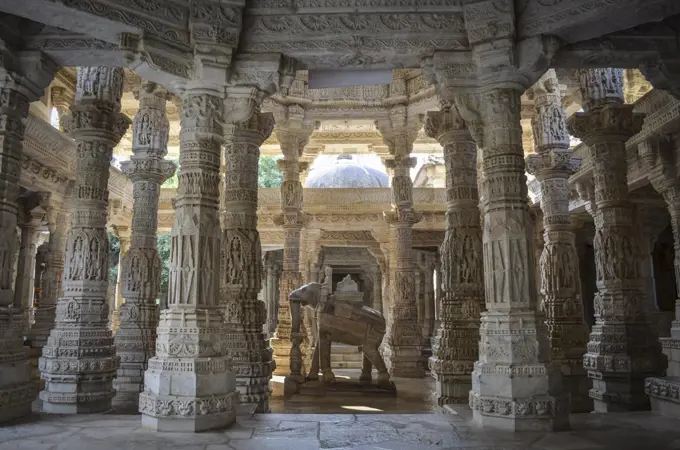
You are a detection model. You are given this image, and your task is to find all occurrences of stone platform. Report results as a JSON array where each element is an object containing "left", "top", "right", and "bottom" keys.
[{"left": 5, "top": 411, "right": 680, "bottom": 449}]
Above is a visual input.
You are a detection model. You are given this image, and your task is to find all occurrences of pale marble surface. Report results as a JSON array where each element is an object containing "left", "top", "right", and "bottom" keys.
[{"left": 4, "top": 411, "right": 680, "bottom": 449}]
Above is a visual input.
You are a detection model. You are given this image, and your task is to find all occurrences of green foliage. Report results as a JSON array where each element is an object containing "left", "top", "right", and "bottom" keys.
[
  {"left": 107, "top": 231, "right": 120, "bottom": 287},
  {"left": 162, "top": 158, "right": 179, "bottom": 188},
  {"left": 258, "top": 155, "right": 283, "bottom": 188},
  {"left": 157, "top": 234, "right": 172, "bottom": 301}
]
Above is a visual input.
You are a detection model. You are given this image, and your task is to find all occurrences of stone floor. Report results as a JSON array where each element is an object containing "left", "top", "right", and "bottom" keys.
[
  {"left": 4, "top": 410, "right": 680, "bottom": 450},
  {"left": 270, "top": 369, "right": 438, "bottom": 414}
]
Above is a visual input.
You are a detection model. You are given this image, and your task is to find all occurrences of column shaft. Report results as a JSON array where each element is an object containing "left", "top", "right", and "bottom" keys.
[
  {"left": 139, "top": 88, "right": 237, "bottom": 432},
  {"left": 272, "top": 127, "right": 311, "bottom": 379},
  {"left": 114, "top": 82, "right": 175, "bottom": 410},
  {"left": 425, "top": 107, "right": 484, "bottom": 405},
  {"left": 467, "top": 87, "right": 568, "bottom": 431},
  {"left": 382, "top": 154, "right": 424, "bottom": 377},
  {"left": 14, "top": 223, "right": 38, "bottom": 310},
  {"left": 568, "top": 68, "right": 665, "bottom": 412},
  {"left": 39, "top": 67, "right": 129, "bottom": 414},
  {"left": 526, "top": 69, "right": 592, "bottom": 413},
  {"left": 28, "top": 201, "right": 69, "bottom": 348},
  {"left": 221, "top": 105, "right": 274, "bottom": 413},
  {"left": 0, "top": 54, "right": 56, "bottom": 423}
]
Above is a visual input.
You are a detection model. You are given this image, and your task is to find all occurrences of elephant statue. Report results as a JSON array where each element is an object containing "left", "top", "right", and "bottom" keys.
[{"left": 289, "top": 282, "right": 395, "bottom": 390}]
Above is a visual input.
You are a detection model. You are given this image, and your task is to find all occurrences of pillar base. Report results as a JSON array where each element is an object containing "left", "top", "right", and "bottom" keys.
[
  {"left": 39, "top": 325, "right": 118, "bottom": 415},
  {"left": 382, "top": 343, "right": 425, "bottom": 378},
  {"left": 646, "top": 377, "right": 680, "bottom": 417},
  {"left": 431, "top": 373, "right": 471, "bottom": 406},
  {"left": 140, "top": 392, "right": 237, "bottom": 432},
  {"left": 589, "top": 373, "right": 655, "bottom": 412}
]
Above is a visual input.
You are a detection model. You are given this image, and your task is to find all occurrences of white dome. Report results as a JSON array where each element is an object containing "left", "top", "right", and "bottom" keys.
[{"left": 305, "top": 155, "right": 389, "bottom": 188}]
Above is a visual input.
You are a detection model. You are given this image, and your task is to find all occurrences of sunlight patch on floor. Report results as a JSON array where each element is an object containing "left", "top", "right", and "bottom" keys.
[{"left": 341, "top": 405, "right": 383, "bottom": 412}]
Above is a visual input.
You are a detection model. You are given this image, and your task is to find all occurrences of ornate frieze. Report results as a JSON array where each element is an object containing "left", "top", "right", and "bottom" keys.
[
  {"left": 525, "top": 69, "right": 591, "bottom": 413},
  {"left": 567, "top": 68, "right": 665, "bottom": 413},
  {"left": 39, "top": 67, "right": 128, "bottom": 415},
  {"left": 425, "top": 106, "right": 484, "bottom": 405}
]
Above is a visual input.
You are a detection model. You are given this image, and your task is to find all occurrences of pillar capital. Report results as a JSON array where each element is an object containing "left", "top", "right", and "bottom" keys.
[{"left": 424, "top": 107, "right": 470, "bottom": 144}]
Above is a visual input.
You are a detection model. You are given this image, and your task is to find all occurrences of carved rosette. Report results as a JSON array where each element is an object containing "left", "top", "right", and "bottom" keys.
[
  {"left": 525, "top": 69, "right": 591, "bottom": 413},
  {"left": 425, "top": 108, "right": 484, "bottom": 404},
  {"left": 221, "top": 103, "right": 275, "bottom": 413},
  {"left": 271, "top": 124, "right": 314, "bottom": 380},
  {"left": 139, "top": 88, "right": 237, "bottom": 431},
  {"left": 378, "top": 117, "right": 424, "bottom": 378},
  {"left": 114, "top": 82, "right": 176, "bottom": 410},
  {"left": 567, "top": 69, "right": 665, "bottom": 413},
  {"left": 462, "top": 88, "right": 568, "bottom": 431},
  {"left": 0, "top": 54, "right": 56, "bottom": 423},
  {"left": 39, "top": 67, "right": 129, "bottom": 414}
]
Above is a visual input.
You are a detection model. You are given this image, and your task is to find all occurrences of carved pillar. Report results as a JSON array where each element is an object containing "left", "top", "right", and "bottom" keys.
[
  {"left": 221, "top": 96, "right": 275, "bottom": 413},
  {"left": 525, "top": 69, "right": 592, "bottom": 413},
  {"left": 425, "top": 107, "right": 484, "bottom": 405},
  {"left": 422, "top": 253, "right": 436, "bottom": 349},
  {"left": 139, "top": 88, "right": 236, "bottom": 431},
  {"left": 382, "top": 153, "right": 424, "bottom": 378},
  {"left": 264, "top": 252, "right": 282, "bottom": 335},
  {"left": 461, "top": 87, "right": 568, "bottom": 430},
  {"left": 50, "top": 86, "right": 74, "bottom": 131},
  {"left": 113, "top": 82, "right": 175, "bottom": 410},
  {"left": 272, "top": 125, "right": 312, "bottom": 380},
  {"left": 371, "top": 266, "right": 383, "bottom": 314},
  {"left": 111, "top": 228, "right": 130, "bottom": 331},
  {"left": 0, "top": 53, "right": 55, "bottom": 423},
  {"left": 568, "top": 68, "right": 665, "bottom": 412},
  {"left": 27, "top": 197, "right": 70, "bottom": 348},
  {"left": 639, "top": 131, "right": 680, "bottom": 412},
  {"left": 39, "top": 67, "right": 129, "bottom": 414},
  {"left": 14, "top": 218, "right": 39, "bottom": 309}
]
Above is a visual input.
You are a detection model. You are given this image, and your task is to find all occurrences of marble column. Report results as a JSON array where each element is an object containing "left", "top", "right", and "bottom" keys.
[
  {"left": 0, "top": 54, "right": 55, "bottom": 423},
  {"left": 111, "top": 229, "right": 130, "bottom": 331},
  {"left": 113, "top": 82, "right": 175, "bottom": 411},
  {"left": 27, "top": 198, "right": 69, "bottom": 348},
  {"left": 382, "top": 151, "right": 424, "bottom": 378},
  {"left": 639, "top": 132, "right": 680, "bottom": 414},
  {"left": 39, "top": 67, "right": 129, "bottom": 414},
  {"left": 525, "top": 69, "right": 592, "bottom": 413},
  {"left": 567, "top": 68, "right": 665, "bottom": 412},
  {"left": 221, "top": 99, "right": 275, "bottom": 413},
  {"left": 264, "top": 252, "right": 282, "bottom": 335},
  {"left": 139, "top": 87, "right": 237, "bottom": 432},
  {"left": 425, "top": 106, "right": 484, "bottom": 405},
  {"left": 461, "top": 87, "right": 568, "bottom": 431},
  {"left": 272, "top": 127, "right": 311, "bottom": 380},
  {"left": 14, "top": 219, "right": 39, "bottom": 309}
]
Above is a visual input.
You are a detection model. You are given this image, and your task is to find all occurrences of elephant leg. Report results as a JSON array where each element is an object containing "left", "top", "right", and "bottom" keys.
[
  {"left": 319, "top": 332, "right": 335, "bottom": 384},
  {"left": 364, "top": 341, "right": 395, "bottom": 390},
  {"left": 360, "top": 351, "right": 372, "bottom": 383},
  {"left": 307, "top": 339, "right": 320, "bottom": 381}
]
